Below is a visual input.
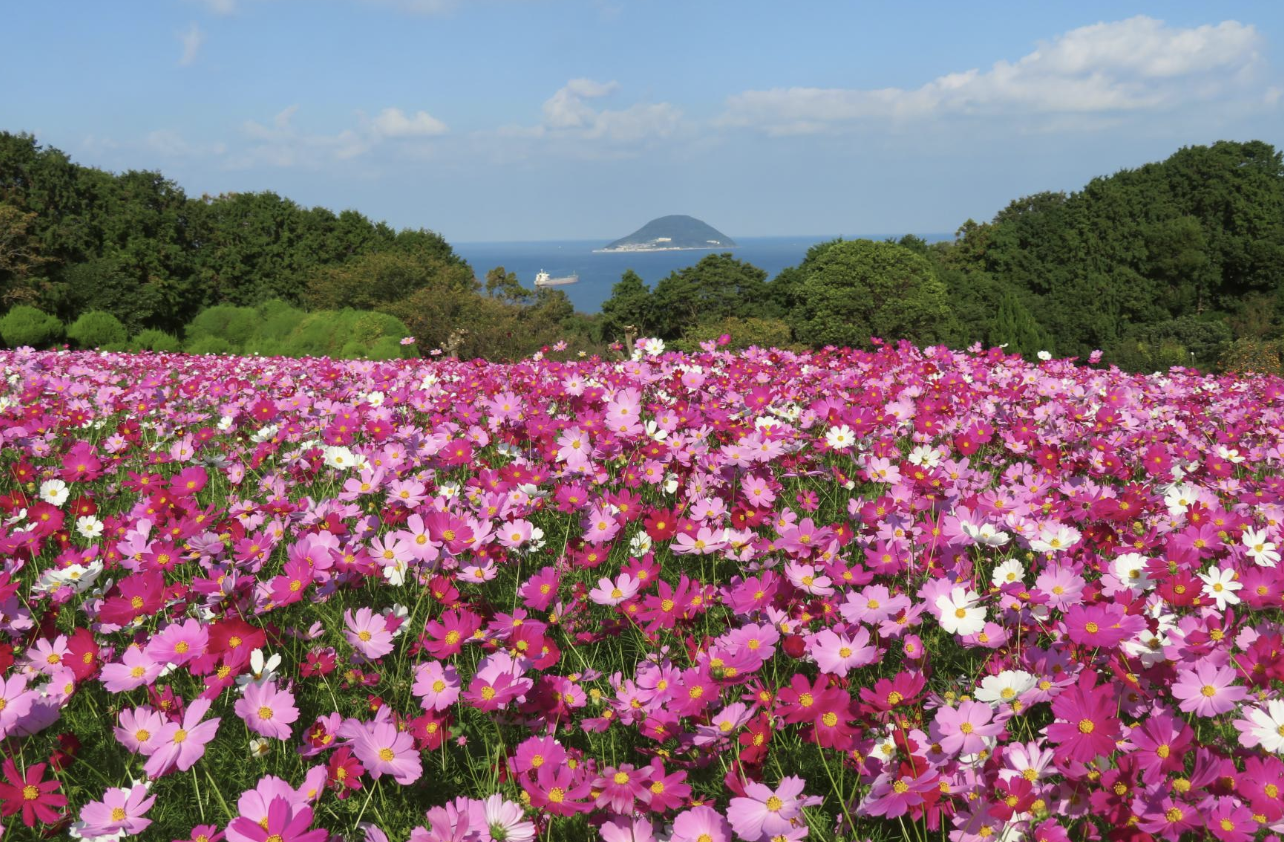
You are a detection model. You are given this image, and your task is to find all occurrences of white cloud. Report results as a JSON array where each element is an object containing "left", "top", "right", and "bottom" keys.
[
  {"left": 145, "top": 130, "right": 227, "bottom": 158},
  {"left": 231, "top": 104, "right": 448, "bottom": 168},
  {"left": 178, "top": 23, "right": 206, "bottom": 66},
  {"left": 719, "top": 17, "right": 1265, "bottom": 135},
  {"left": 371, "top": 107, "right": 448, "bottom": 138},
  {"left": 503, "top": 79, "right": 682, "bottom": 147}
]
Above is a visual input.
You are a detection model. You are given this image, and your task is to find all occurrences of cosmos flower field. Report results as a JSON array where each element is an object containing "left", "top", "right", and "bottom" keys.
[{"left": 1, "top": 341, "right": 1283, "bottom": 842}]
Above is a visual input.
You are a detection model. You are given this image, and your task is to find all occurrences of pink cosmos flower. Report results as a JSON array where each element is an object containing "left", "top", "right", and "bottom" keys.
[
  {"left": 412, "top": 660, "right": 461, "bottom": 712},
  {"left": 144, "top": 618, "right": 209, "bottom": 667},
  {"left": 670, "top": 805, "right": 732, "bottom": 842},
  {"left": 344, "top": 607, "right": 396, "bottom": 659},
  {"left": 228, "top": 797, "right": 327, "bottom": 842},
  {"left": 351, "top": 718, "right": 423, "bottom": 785},
  {"left": 590, "top": 573, "right": 640, "bottom": 606},
  {"left": 144, "top": 697, "right": 222, "bottom": 777},
  {"left": 727, "top": 775, "right": 809, "bottom": 841},
  {"left": 77, "top": 783, "right": 155, "bottom": 836},
  {"left": 235, "top": 681, "right": 300, "bottom": 740},
  {"left": 1172, "top": 658, "right": 1248, "bottom": 717},
  {"left": 808, "top": 627, "right": 876, "bottom": 677},
  {"left": 930, "top": 700, "right": 1004, "bottom": 757},
  {"left": 0, "top": 673, "right": 35, "bottom": 738},
  {"left": 468, "top": 794, "right": 535, "bottom": 842},
  {"left": 101, "top": 646, "right": 164, "bottom": 693},
  {"left": 114, "top": 705, "right": 165, "bottom": 755}
]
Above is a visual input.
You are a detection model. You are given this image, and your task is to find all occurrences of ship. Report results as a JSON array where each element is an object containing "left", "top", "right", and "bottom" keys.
[{"left": 534, "top": 270, "right": 579, "bottom": 287}]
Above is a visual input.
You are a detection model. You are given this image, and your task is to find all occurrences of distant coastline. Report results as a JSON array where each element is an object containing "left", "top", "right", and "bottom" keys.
[{"left": 591, "top": 245, "right": 737, "bottom": 254}]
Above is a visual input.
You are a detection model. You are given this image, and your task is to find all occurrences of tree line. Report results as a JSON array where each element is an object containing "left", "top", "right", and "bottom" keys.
[
  {"left": 3, "top": 131, "right": 1283, "bottom": 371},
  {"left": 600, "top": 139, "right": 1284, "bottom": 372},
  {"left": 0, "top": 132, "right": 590, "bottom": 359}
]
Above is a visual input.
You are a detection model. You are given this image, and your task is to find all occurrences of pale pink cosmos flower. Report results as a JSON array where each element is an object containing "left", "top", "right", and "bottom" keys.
[
  {"left": 144, "top": 696, "right": 222, "bottom": 777},
  {"left": 114, "top": 705, "right": 165, "bottom": 755},
  {"left": 412, "top": 661, "right": 462, "bottom": 712},
  {"left": 235, "top": 680, "right": 299, "bottom": 740},
  {"left": 1172, "top": 659, "right": 1248, "bottom": 717},
  {"left": 808, "top": 627, "right": 877, "bottom": 677},
  {"left": 590, "top": 573, "right": 639, "bottom": 607},
  {"left": 144, "top": 618, "right": 209, "bottom": 667},
  {"left": 727, "top": 775, "right": 811, "bottom": 841},
  {"left": 344, "top": 607, "right": 396, "bottom": 659},
  {"left": 468, "top": 794, "right": 535, "bottom": 842},
  {"left": 101, "top": 646, "right": 164, "bottom": 693},
  {"left": 930, "top": 700, "right": 1004, "bottom": 756},
  {"left": 77, "top": 783, "right": 155, "bottom": 837},
  {"left": 0, "top": 674, "right": 35, "bottom": 738},
  {"left": 351, "top": 718, "right": 423, "bottom": 785}
]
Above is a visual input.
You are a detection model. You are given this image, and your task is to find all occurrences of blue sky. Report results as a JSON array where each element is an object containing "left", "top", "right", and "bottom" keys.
[{"left": 4, "top": 1, "right": 1283, "bottom": 242}]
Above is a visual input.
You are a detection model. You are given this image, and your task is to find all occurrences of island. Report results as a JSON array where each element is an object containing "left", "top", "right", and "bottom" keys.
[{"left": 594, "top": 215, "right": 737, "bottom": 253}]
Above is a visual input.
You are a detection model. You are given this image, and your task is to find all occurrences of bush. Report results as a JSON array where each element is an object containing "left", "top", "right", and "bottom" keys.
[
  {"left": 185, "top": 335, "right": 234, "bottom": 355},
  {"left": 1219, "top": 338, "right": 1284, "bottom": 376},
  {"left": 129, "top": 329, "right": 183, "bottom": 353},
  {"left": 185, "top": 305, "right": 259, "bottom": 351},
  {"left": 67, "top": 311, "right": 127, "bottom": 349},
  {"left": 0, "top": 305, "right": 64, "bottom": 348},
  {"left": 674, "top": 316, "right": 796, "bottom": 352}
]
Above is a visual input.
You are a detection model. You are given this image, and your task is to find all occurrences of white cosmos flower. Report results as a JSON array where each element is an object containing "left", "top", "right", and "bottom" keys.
[
  {"left": 825, "top": 425, "right": 855, "bottom": 450},
  {"left": 39, "top": 479, "right": 69, "bottom": 507},
  {"left": 1243, "top": 528, "right": 1281, "bottom": 568},
  {"left": 961, "top": 521, "right": 1010, "bottom": 548},
  {"left": 936, "top": 587, "right": 986, "bottom": 636},
  {"left": 990, "top": 559, "right": 1025, "bottom": 589},
  {"left": 236, "top": 649, "right": 282, "bottom": 692},
  {"left": 1112, "top": 553, "right": 1154, "bottom": 590},
  {"left": 1242, "top": 700, "right": 1284, "bottom": 753},
  {"left": 643, "top": 337, "right": 665, "bottom": 357},
  {"left": 1029, "top": 524, "right": 1081, "bottom": 554},
  {"left": 323, "top": 446, "right": 356, "bottom": 470},
  {"left": 974, "top": 670, "right": 1036, "bottom": 707},
  {"left": 76, "top": 515, "right": 104, "bottom": 539},
  {"left": 1198, "top": 566, "right": 1242, "bottom": 611}
]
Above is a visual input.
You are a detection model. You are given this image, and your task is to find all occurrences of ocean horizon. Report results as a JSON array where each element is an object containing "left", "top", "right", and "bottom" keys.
[{"left": 454, "top": 234, "right": 953, "bottom": 314}]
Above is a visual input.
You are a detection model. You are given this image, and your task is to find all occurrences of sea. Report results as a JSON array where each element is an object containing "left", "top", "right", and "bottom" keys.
[{"left": 453, "top": 234, "right": 953, "bottom": 314}]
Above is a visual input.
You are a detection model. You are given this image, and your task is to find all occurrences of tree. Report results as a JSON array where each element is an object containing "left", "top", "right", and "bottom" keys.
[
  {"left": 304, "top": 251, "right": 476, "bottom": 312},
  {"left": 649, "top": 253, "right": 768, "bottom": 339},
  {"left": 599, "top": 270, "right": 653, "bottom": 340},
  {"left": 991, "top": 292, "right": 1052, "bottom": 357},
  {"left": 0, "top": 203, "right": 48, "bottom": 305},
  {"left": 793, "top": 240, "right": 952, "bottom": 349}
]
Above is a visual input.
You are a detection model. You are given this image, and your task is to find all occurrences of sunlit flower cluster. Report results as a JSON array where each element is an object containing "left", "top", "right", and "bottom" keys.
[{"left": 0, "top": 341, "right": 1280, "bottom": 842}]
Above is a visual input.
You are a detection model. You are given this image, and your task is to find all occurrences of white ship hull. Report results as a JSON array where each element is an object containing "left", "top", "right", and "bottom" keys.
[{"left": 534, "top": 271, "right": 578, "bottom": 287}]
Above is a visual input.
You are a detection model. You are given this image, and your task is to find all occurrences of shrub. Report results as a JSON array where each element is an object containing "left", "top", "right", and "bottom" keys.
[
  {"left": 676, "top": 316, "right": 795, "bottom": 352},
  {"left": 67, "top": 311, "right": 127, "bottom": 349},
  {"left": 129, "top": 329, "right": 183, "bottom": 353},
  {"left": 185, "top": 335, "right": 233, "bottom": 355},
  {"left": 1219, "top": 338, "right": 1284, "bottom": 376},
  {"left": 0, "top": 305, "right": 64, "bottom": 348}
]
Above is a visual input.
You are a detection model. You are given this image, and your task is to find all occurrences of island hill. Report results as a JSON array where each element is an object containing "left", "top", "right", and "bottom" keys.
[{"left": 595, "top": 215, "right": 737, "bottom": 253}]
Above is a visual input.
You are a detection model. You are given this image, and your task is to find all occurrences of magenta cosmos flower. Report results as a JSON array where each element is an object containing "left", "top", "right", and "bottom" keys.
[
  {"left": 351, "top": 719, "right": 423, "bottom": 785},
  {"left": 78, "top": 783, "right": 155, "bottom": 836},
  {"left": 727, "top": 775, "right": 809, "bottom": 841},
  {"left": 1045, "top": 671, "right": 1120, "bottom": 762},
  {"left": 144, "top": 697, "right": 221, "bottom": 777},
  {"left": 235, "top": 680, "right": 300, "bottom": 740}
]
